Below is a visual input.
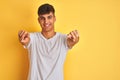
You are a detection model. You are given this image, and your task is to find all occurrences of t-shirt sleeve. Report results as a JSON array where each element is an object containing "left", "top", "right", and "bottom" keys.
[{"left": 63, "top": 34, "right": 70, "bottom": 50}]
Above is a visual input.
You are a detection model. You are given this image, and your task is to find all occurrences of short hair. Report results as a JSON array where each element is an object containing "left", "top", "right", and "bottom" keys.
[{"left": 38, "top": 3, "right": 55, "bottom": 16}]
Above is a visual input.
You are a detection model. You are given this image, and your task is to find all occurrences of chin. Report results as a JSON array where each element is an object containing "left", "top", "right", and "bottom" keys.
[{"left": 42, "top": 29, "right": 51, "bottom": 32}]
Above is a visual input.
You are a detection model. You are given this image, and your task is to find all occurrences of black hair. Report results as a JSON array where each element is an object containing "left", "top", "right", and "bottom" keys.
[{"left": 38, "top": 3, "right": 55, "bottom": 16}]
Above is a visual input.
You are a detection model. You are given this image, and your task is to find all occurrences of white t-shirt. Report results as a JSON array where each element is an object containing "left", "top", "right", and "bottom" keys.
[{"left": 26, "top": 32, "right": 69, "bottom": 80}]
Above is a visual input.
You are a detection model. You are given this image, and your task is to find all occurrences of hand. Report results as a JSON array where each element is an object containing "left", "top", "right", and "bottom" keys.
[
  {"left": 67, "top": 30, "right": 79, "bottom": 48},
  {"left": 18, "top": 30, "right": 30, "bottom": 46}
]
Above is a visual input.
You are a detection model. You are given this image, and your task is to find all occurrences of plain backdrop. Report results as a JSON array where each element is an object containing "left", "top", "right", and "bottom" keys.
[{"left": 0, "top": 0, "right": 120, "bottom": 80}]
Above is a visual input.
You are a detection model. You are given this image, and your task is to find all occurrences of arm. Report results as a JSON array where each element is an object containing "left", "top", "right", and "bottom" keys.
[
  {"left": 18, "top": 30, "right": 30, "bottom": 47},
  {"left": 67, "top": 30, "right": 79, "bottom": 49}
]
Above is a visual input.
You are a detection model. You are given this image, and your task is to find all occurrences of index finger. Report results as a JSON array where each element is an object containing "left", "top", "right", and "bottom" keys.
[
  {"left": 74, "top": 30, "right": 79, "bottom": 37},
  {"left": 18, "top": 30, "right": 23, "bottom": 37}
]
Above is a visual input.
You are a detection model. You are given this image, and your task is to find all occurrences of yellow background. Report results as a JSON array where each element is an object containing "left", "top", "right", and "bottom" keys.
[{"left": 0, "top": 0, "right": 120, "bottom": 80}]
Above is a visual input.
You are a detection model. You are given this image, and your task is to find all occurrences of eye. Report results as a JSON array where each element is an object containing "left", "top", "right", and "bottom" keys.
[
  {"left": 48, "top": 15, "right": 52, "bottom": 19},
  {"left": 40, "top": 17, "right": 45, "bottom": 20}
]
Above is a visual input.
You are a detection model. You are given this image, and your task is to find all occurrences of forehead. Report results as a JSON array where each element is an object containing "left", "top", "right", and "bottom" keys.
[{"left": 39, "top": 12, "right": 54, "bottom": 17}]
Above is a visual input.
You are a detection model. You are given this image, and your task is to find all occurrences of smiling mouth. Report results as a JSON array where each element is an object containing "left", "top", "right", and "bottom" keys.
[{"left": 44, "top": 24, "right": 50, "bottom": 27}]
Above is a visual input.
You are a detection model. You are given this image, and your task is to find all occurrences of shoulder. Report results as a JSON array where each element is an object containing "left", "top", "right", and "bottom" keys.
[
  {"left": 29, "top": 32, "right": 41, "bottom": 40},
  {"left": 29, "top": 32, "right": 40, "bottom": 36},
  {"left": 29, "top": 32, "right": 40, "bottom": 35},
  {"left": 57, "top": 32, "right": 67, "bottom": 38},
  {"left": 56, "top": 32, "right": 67, "bottom": 42},
  {"left": 56, "top": 32, "right": 70, "bottom": 50}
]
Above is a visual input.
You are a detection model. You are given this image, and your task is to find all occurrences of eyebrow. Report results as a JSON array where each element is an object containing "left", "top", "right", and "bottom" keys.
[
  {"left": 40, "top": 16, "right": 44, "bottom": 18},
  {"left": 40, "top": 15, "right": 53, "bottom": 18}
]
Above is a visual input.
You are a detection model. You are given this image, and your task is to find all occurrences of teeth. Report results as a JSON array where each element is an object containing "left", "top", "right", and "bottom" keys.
[
  {"left": 45, "top": 24, "right": 50, "bottom": 27},
  {"left": 46, "top": 25, "right": 49, "bottom": 26}
]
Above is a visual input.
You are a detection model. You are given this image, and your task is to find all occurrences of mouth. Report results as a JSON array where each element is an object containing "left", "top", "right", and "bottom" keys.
[{"left": 44, "top": 24, "right": 51, "bottom": 28}]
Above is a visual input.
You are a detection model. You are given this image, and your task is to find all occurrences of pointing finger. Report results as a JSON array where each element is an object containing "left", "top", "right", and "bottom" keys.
[
  {"left": 67, "top": 34, "right": 72, "bottom": 39},
  {"left": 70, "top": 31, "right": 76, "bottom": 42},
  {"left": 21, "top": 31, "right": 28, "bottom": 41},
  {"left": 18, "top": 30, "right": 22, "bottom": 37},
  {"left": 72, "top": 30, "right": 78, "bottom": 39},
  {"left": 75, "top": 30, "right": 79, "bottom": 37}
]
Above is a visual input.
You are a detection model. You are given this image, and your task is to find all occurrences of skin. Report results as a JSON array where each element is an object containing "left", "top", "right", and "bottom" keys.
[{"left": 18, "top": 12, "right": 79, "bottom": 48}]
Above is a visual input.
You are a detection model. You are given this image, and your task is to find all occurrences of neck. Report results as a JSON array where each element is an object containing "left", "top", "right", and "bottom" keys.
[{"left": 41, "top": 30, "right": 56, "bottom": 39}]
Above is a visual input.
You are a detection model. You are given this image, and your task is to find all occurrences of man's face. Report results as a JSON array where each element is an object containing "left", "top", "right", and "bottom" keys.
[{"left": 38, "top": 12, "right": 56, "bottom": 32}]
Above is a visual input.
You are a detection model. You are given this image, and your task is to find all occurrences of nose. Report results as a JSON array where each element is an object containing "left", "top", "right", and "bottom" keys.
[{"left": 44, "top": 18, "right": 48, "bottom": 24}]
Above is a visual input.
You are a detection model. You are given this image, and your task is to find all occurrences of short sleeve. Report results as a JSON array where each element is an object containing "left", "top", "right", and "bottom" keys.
[{"left": 63, "top": 34, "right": 70, "bottom": 50}]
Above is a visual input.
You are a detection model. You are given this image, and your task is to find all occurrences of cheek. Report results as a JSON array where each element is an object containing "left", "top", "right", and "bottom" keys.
[
  {"left": 39, "top": 22, "right": 44, "bottom": 27},
  {"left": 51, "top": 20, "right": 55, "bottom": 24},
  {"left": 39, "top": 21, "right": 44, "bottom": 25}
]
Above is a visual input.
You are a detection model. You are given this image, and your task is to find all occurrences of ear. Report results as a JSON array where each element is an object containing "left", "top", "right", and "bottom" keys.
[
  {"left": 54, "top": 16, "right": 56, "bottom": 22},
  {"left": 38, "top": 17, "right": 40, "bottom": 24}
]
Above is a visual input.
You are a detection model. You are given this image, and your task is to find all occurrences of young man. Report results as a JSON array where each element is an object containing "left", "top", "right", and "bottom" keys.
[{"left": 18, "top": 3, "right": 79, "bottom": 80}]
